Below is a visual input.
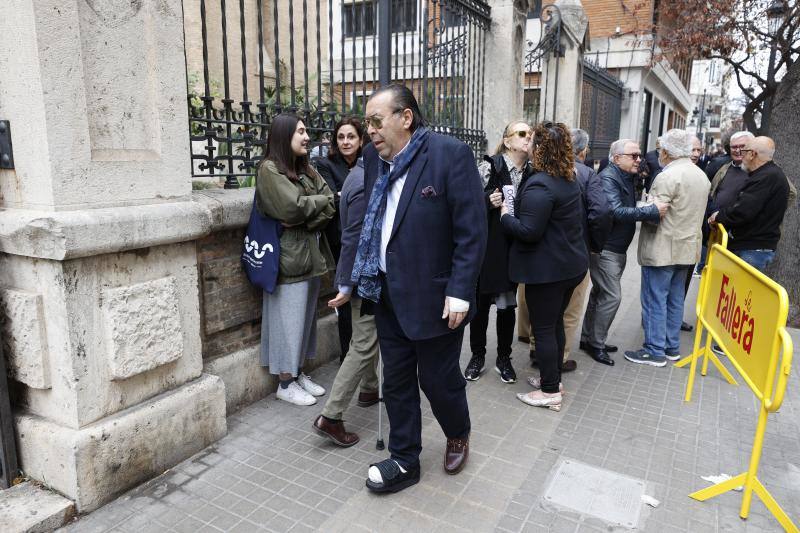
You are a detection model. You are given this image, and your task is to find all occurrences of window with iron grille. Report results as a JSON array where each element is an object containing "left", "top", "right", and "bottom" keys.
[
  {"left": 392, "top": 0, "right": 418, "bottom": 32},
  {"left": 343, "top": 1, "right": 377, "bottom": 37}
]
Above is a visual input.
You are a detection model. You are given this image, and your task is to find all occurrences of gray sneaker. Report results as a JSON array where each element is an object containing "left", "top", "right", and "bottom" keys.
[{"left": 624, "top": 349, "right": 667, "bottom": 367}]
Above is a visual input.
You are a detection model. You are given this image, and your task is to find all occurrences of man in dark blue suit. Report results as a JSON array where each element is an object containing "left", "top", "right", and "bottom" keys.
[{"left": 343, "top": 85, "right": 486, "bottom": 493}]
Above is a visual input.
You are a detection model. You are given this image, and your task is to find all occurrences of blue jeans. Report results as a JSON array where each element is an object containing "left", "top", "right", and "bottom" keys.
[
  {"left": 734, "top": 249, "right": 775, "bottom": 272},
  {"left": 640, "top": 265, "right": 690, "bottom": 357}
]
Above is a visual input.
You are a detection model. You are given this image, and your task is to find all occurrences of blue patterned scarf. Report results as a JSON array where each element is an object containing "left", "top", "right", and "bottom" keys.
[{"left": 351, "top": 127, "right": 430, "bottom": 301}]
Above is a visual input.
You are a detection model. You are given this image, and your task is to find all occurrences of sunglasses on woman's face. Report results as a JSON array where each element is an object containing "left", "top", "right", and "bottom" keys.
[{"left": 508, "top": 130, "right": 532, "bottom": 138}]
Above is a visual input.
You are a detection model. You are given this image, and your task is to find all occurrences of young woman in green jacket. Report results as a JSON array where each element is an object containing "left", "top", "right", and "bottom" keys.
[{"left": 256, "top": 113, "right": 336, "bottom": 406}]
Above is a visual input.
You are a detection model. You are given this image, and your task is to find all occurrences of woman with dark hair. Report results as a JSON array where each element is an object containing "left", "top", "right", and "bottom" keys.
[
  {"left": 257, "top": 113, "right": 336, "bottom": 406},
  {"left": 314, "top": 117, "right": 364, "bottom": 362},
  {"left": 500, "top": 122, "right": 588, "bottom": 411},
  {"left": 463, "top": 120, "right": 532, "bottom": 384}
]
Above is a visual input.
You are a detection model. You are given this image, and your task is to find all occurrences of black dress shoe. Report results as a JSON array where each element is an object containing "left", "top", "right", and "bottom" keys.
[
  {"left": 580, "top": 341, "right": 617, "bottom": 353},
  {"left": 587, "top": 348, "right": 615, "bottom": 366},
  {"left": 680, "top": 321, "right": 694, "bottom": 332}
]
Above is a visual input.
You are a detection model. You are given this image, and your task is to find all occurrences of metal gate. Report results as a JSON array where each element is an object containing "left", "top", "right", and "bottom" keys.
[
  {"left": 1, "top": 336, "right": 19, "bottom": 489},
  {"left": 523, "top": 4, "right": 561, "bottom": 126},
  {"left": 184, "top": 0, "right": 490, "bottom": 188},
  {"left": 580, "top": 58, "right": 624, "bottom": 163}
]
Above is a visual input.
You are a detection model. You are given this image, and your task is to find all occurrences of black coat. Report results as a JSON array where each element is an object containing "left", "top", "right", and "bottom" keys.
[
  {"left": 501, "top": 171, "right": 588, "bottom": 285},
  {"left": 575, "top": 161, "right": 613, "bottom": 253},
  {"left": 315, "top": 154, "right": 356, "bottom": 258},
  {"left": 644, "top": 149, "right": 662, "bottom": 191},
  {"left": 705, "top": 154, "right": 732, "bottom": 181},
  {"left": 717, "top": 161, "right": 790, "bottom": 251},
  {"left": 478, "top": 154, "right": 530, "bottom": 294}
]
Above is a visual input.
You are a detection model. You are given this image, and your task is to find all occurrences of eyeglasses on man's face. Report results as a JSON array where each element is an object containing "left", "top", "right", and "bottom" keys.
[
  {"left": 364, "top": 109, "right": 404, "bottom": 130},
  {"left": 620, "top": 152, "right": 642, "bottom": 160},
  {"left": 739, "top": 148, "right": 755, "bottom": 155}
]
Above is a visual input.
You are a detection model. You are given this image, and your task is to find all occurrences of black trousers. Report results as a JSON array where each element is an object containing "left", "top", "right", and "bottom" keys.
[
  {"left": 336, "top": 301, "right": 352, "bottom": 362},
  {"left": 525, "top": 274, "right": 584, "bottom": 393},
  {"left": 329, "top": 239, "right": 353, "bottom": 362},
  {"left": 469, "top": 291, "right": 515, "bottom": 360},
  {"left": 374, "top": 276, "right": 471, "bottom": 468}
]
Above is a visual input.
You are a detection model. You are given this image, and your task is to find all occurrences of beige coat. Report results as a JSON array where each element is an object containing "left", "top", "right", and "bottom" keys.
[{"left": 638, "top": 158, "right": 711, "bottom": 267}]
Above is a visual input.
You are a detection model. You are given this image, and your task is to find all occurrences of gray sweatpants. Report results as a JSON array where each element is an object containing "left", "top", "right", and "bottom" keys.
[{"left": 580, "top": 250, "right": 627, "bottom": 349}]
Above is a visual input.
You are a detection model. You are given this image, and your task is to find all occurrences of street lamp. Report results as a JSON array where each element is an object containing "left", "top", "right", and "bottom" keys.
[{"left": 767, "top": 1, "right": 786, "bottom": 37}]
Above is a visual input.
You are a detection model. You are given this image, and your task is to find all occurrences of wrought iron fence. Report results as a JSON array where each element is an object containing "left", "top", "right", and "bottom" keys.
[
  {"left": 580, "top": 57, "right": 625, "bottom": 163},
  {"left": 184, "top": 0, "right": 490, "bottom": 188},
  {"left": 523, "top": 4, "right": 561, "bottom": 126},
  {"left": 0, "top": 335, "right": 19, "bottom": 489}
]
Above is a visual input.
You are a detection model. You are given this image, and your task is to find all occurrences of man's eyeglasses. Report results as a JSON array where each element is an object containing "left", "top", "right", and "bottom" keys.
[
  {"left": 730, "top": 145, "right": 747, "bottom": 152},
  {"left": 620, "top": 152, "right": 642, "bottom": 160},
  {"left": 507, "top": 130, "right": 532, "bottom": 138},
  {"left": 364, "top": 109, "right": 403, "bottom": 130},
  {"left": 739, "top": 149, "right": 754, "bottom": 155}
]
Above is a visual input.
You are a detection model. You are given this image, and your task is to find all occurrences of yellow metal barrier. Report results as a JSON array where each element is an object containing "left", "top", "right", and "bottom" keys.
[
  {"left": 676, "top": 224, "right": 797, "bottom": 532},
  {"left": 674, "top": 225, "right": 737, "bottom": 388}
]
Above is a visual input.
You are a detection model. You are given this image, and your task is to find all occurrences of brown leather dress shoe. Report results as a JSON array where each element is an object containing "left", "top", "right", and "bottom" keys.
[
  {"left": 313, "top": 415, "right": 360, "bottom": 447},
  {"left": 444, "top": 435, "right": 469, "bottom": 475},
  {"left": 357, "top": 390, "right": 379, "bottom": 407},
  {"left": 562, "top": 359, "right": 577, "bottom": 372}
]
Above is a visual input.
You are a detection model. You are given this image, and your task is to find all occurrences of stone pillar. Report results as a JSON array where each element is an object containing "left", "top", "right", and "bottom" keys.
[
  {"left": 538, "top": 0, "right": 588, "bottom": 129},
  {"left": 483, "top": 0, "right": 528, "bottom": 151},
  {"left": 0, "top": 1, "right": 226, "bottom": 512}
]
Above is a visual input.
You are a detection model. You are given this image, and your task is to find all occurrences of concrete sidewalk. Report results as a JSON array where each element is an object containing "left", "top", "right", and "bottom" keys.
[{"left": 59, "top": 244, "right": 800, "bottom": 532}]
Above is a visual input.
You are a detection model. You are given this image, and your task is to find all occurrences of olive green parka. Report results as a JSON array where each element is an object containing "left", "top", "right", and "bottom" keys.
[{"left": 255, "top": 160, "right": 336, "bottom": 285}]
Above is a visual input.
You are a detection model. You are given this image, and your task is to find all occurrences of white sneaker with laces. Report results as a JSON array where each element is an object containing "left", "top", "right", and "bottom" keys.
[
  {"left": 297, "top": 373, "right": 326, "bottom": 397},
  {"left": 276, "top": 381, "right": 317, "bottom": 406}
]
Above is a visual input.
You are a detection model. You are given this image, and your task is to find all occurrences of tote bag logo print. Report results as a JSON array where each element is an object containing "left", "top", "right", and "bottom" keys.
[
  {"left": 241, "top": 194, "right": 281, "bottom": 293},
  {"left": 244, "top": 235, "right": 274, "bottom": 259}
]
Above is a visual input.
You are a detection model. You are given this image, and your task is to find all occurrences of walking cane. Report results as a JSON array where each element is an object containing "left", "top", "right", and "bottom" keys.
[{"left": 376, "top": 350, "right": 385, "bottom": 450}]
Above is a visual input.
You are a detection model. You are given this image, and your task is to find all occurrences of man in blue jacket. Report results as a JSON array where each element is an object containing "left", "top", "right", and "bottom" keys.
[
  {"left": 348, "top": 85, "right": 487, "bottom": 493},
  {"left": 580, "top": 138, "right": 668, "bottom": 365}
]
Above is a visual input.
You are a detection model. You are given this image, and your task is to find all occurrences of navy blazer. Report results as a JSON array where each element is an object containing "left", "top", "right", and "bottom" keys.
[
  {"left": 502, "top": 171, "right": 588, "bottom": 285},
  {"left": 361, "top": 133, "right": 487, "bottom": 340}
]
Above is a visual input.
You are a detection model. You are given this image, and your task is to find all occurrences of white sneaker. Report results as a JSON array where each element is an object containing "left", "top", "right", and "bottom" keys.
[
  {"left": 297, "top": 373, "right": 326, "bottom": 397},
  {"left": 276, "top": 381, "right": 317, "bottom": 406}
]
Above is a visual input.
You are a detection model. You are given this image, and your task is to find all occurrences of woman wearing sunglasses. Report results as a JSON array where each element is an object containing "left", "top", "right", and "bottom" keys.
[
  {"left": 463, "top": 121, "right": 532, "bottom": 384},
  {"left": 256, "top": 113, "right": 336, "bottom": 406},
  {"left": 500, "top": 122, "right": 588, "bottom": 411}
]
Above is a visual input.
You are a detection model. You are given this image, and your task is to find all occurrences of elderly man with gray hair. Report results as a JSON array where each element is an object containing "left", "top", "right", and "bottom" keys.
[
  {"left": 709, "top": 136, "right": 791, "bottom": 271},
  {"left": 579, "top": 138, "right": 667, "bottom": 366},
  {"left": 624, "top": 129, "right": 710, "bottom": 367}
]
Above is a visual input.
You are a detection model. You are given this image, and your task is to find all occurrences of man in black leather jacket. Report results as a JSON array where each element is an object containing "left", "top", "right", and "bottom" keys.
[{"left": 580, "top": 139, "right": 668, "bottom": 365}]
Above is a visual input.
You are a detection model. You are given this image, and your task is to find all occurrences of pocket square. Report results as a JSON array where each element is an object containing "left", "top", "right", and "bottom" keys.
[{"left": 420, "top": 185, "right": 438, "bottom": 198}]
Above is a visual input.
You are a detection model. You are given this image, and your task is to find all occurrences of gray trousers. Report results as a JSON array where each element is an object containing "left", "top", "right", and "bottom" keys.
[
  {"left": 321, "top": 297, "right": 380, "bottom": 420},
  {"left": 580, "top": 250, "right": 627, "bottom": 349}
]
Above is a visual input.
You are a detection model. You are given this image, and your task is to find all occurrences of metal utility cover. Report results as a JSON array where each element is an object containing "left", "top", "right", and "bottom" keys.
[{"left": 543, "top": 459, "right": 646, "bottom": 528}]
